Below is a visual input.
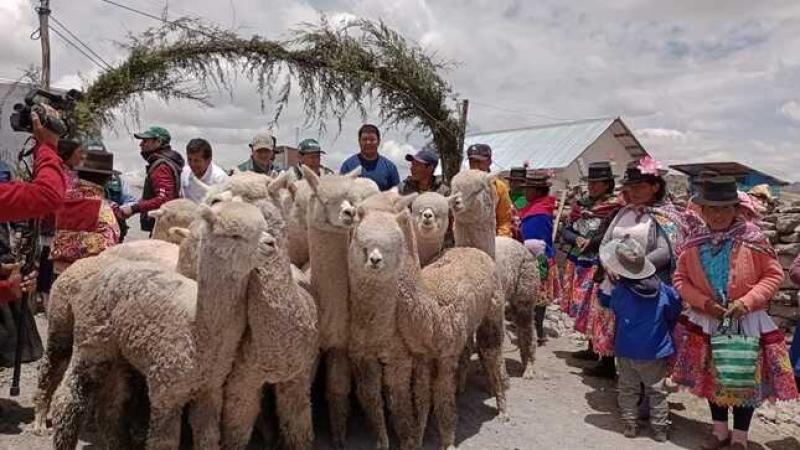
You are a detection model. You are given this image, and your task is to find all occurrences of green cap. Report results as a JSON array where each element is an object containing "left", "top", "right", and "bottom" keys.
[
  {"left": 298, "top": 138, "right": 325, "bottom": 155},
  {"left": 134, "top": 126, "right": 171, "bottom": 143}
]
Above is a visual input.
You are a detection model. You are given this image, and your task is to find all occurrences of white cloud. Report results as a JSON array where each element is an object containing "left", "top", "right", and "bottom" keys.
[{"left": 780, "top": 100, "right": 800, "bottom": 123}]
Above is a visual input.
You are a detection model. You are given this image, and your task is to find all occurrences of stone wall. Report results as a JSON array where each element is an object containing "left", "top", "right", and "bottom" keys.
[{"left": 762, "top": 204, "right": 800, "bottom": 333}]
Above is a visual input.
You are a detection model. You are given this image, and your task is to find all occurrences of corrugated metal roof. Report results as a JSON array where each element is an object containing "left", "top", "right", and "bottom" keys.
[
  {"left": 669, "top": 162, "right": 788, "bottom": 186},
  {"left": 463, "top": 117, "right": 616, "bottom": 170}
]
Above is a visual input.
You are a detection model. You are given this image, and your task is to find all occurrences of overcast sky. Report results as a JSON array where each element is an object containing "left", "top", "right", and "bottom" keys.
[{"left": 2, "top": 0, "right": 800, "bottom": 181}]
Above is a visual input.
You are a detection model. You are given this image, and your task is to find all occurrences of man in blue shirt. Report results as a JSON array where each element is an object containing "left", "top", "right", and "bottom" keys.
[{"left": 340, "top": 124, "right": 400, "bottom": 191}]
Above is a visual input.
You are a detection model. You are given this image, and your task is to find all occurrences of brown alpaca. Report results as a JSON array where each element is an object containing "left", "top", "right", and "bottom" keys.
[{"left": 51, "top": 201, "right": 269, "bottom": 450}]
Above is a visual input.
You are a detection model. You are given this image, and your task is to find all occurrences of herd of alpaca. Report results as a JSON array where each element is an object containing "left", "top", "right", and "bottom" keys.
[{"left": 33, "top": 167, "right": 542, "bottom": 450}]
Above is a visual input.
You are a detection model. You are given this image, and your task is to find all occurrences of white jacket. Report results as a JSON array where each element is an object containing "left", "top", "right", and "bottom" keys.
[{"left": 181, "top": 163, "right": 229, "bottom": 203}]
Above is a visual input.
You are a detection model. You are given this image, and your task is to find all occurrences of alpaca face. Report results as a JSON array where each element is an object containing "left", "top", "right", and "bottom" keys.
[
  {"left": 349, "top": 211, "right": 405, "bottom": 277},
  {"left": 308, "top": 177, "right": 368, "bottom": 232},
  {"left": 412, "top": 192, "right": 449, "bottom": 240},
  {"left": 198, "top": 202, "right": 269, "bottom": 274},
  {"left": 450, "top": 170, "right": 494, "bottom": 223},
  {"left": 253, "top": 199, "right": 289, "bottom": 262}
]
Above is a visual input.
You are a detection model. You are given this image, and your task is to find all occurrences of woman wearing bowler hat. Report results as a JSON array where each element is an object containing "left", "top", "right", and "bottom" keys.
[
  {"left": 50, "top": 147, "right": 120, "bottom": 274},
  {"left": 672, "top": 176, "right": 797, "bottom": 450},
  {"left": 559, "top": 162, "right": 623, "bottom": 360}
]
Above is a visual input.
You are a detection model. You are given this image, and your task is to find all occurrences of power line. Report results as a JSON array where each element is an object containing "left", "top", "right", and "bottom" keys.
[
  {"left": 50, "top": 15, "right": 113, "bottom": 70},
  {"left": 470, "top": 100, "right": 571, "bottom": 123},
  {"left": 50, "top": 26, "right": 109, "bottom": 70},
  {"left": 98, "top": 0, "right": 218, "bottom": 39}
]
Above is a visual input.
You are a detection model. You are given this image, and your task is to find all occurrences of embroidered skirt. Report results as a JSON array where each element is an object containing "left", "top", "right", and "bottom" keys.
[
  {"left": 670, "top": 314, "right": 798, "bottom": 407},
  {"left": 538, "top": 257, "right": 561, "bottom": 306},
  {"left": 587, "top": 293, "right": 615, "bottom": 356}
]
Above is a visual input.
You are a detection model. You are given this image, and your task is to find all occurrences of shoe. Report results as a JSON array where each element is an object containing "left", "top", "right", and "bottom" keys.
[
  {"left": 651, "top": 426, "right": 668, "bottom": 443},
  {"left": 623, "top": 422, "right": 638, "bottom": 438},
  {"left": 537, "top": 337, "right": 548, "bottom": 347},
  {"left": 572, "top": 348, "right": 598, "bottom": 361},
  {"left": 700, "top": 434, "right": 731, "bottom": 450},
  {"left": 583, "top": 358, "right": 616, "bottom": 379}
]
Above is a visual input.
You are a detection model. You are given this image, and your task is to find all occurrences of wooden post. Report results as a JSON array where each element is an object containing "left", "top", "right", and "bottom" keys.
[{"left": 38, "top": 0, "right": 51, "bottom": 89}]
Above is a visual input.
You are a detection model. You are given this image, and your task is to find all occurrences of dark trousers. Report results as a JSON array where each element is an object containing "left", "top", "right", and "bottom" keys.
[
  {"left": 534, "top": 304, "right": 546, "bottom": 341},
  {"left": 709, "top": 401, "right": 755, "bottom": 431}
]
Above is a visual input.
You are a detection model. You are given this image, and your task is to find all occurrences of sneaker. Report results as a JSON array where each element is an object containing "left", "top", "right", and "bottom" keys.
[
  {"left": 623, "top": 422, "right": 638, "bottom": 438},
  {"left": 652, "top": 426, "right": 668, "bottom": 442}
]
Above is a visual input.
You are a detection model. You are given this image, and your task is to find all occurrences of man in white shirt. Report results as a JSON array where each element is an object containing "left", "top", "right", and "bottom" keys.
[{"left": 181, "top": 138, "right": 229, "bottom": 203}]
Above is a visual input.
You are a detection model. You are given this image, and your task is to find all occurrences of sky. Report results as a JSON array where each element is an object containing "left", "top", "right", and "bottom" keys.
[{"left": 1, "top": 0, "right": 800, "bottom": 181}]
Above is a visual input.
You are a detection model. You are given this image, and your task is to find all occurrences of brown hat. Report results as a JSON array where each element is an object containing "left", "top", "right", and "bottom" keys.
[
  {"left": 508, "top": 167, "right": 528, "bottom": 182},
  {"left": 521, "top": 171, "right": 552, "bottom": 188},
  {"left": 75, "top": 150, "right": 119, "bottom": 176},
  {"left": 693, "top": 176, "right": 740, "bottom": 207}
]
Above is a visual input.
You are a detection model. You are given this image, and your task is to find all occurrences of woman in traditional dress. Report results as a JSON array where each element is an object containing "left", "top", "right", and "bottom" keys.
[
  {"left": 518, "top": 171, "right": 560, "bottom": 346},
  {"left": 672, "top": 176, "right": 798, "bottom": 450},
  {"left": 587, "top": 157, "right": 684, "bottom": 378},
  {"left": 559, "top": 162, "right": 622, "bottom": 360}
]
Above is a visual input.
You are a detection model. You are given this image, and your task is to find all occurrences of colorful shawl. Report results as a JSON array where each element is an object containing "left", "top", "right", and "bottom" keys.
[
  {"left": 682, "top": 219, "right": 775, "bottom": 257},
  {"left": 519, "top": 195, "right": 556, "bottom": 220}
]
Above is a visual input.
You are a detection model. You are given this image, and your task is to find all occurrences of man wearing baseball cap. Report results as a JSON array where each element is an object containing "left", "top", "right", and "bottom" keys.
[
  {"left": 340, "top": 124, "right": 400, "bottom": 191},
  {"left": 400, "top": 146, "right": 449, "bottom": 196},
  {"left": 238, "top": 132, "right": 281, "bottom": 177},
  {"left": 120, "top": 125, "right": 184, "bottom": 234},
  {"left": 288, "top": 138, "right": 334, "bottom": 182},
  {"left": 466, "top": 143, "right": 514, "bottom": 238}
]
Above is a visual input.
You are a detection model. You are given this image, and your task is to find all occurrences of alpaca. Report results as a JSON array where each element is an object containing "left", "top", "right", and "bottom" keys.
[
  {"left": 221, "top": 198, "right": 319, "bottom": 450},
  {"left": 52, "top": 201, "right": 269, "bottom": 450},
  {"left": 350, "top": 206, "right": 508, "bottom": 450},
  {"left": 149, "top": 198, "right": 198, "bottom": 243},
  {"left": 347, "top": 192, "right": 421, "bottom": 450},
  {"left": 410, "top": 192, "right": 457, "bottom": 266},
  {"left": 450, "top": 169, "right": 541, "bottom": 378},
  {"left": 287, "top": 180, "right": 312, "bottom": 268},
  {"left": 303, "top": 165, "right": 379, "bottom": 447}
]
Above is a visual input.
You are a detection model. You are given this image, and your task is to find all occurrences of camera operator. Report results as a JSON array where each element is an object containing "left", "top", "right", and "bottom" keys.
[{"left": 0, "top": 111, "right": 65, "bottom": 222}]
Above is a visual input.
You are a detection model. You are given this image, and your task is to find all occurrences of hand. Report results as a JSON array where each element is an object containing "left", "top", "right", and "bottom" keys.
[
  {"left": 725, "top": 300, "right": 748, "bottom": 320},
  {"left": 1, "top": 264, "right": 23, "bottom": 299},
  {"left": 706, "top": 300, "right": 727, "bottom": 319},
  {"left": 31, "top": 107, "right": 59, "bottom": 147},
  {"left": 120, "top": 205, "right": 134, "bottom": 218},
  {"left": 576, "top": 237, "right": 590, "bottom": 251},
  {"left": 606, "top": 269, "right": 619, "bottom": 284},
  {"left": 20, "top": 270, "right": 37, "bottom": 294}
]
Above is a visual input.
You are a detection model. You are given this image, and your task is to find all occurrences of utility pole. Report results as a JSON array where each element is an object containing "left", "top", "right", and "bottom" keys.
[
  {"left": 458, "top": 99, "right": 469, "bottom": 154},
  {"left": 38, "top": 0, "right": 51, "bottom": 89}
]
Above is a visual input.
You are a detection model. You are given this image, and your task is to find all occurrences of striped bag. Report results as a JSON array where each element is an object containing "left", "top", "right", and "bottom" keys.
[{"left": 711, "top": 318, "right": 760, "bottom": 390}]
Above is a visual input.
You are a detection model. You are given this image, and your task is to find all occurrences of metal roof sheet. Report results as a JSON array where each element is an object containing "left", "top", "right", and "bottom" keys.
[
  {"left": 462, "top": 117, "right": 617, "bottom": 170},
  {"left": 669, "top": 162, "right": 788, "bottom": 186}
]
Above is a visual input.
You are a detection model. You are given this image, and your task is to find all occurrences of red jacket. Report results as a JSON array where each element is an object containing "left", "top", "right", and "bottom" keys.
[
  {"left": 0, "top": 278, "right": 18, "bottom": 304},
  {"left": 0, "top": 142, "right": 66, "bottom": 222}
]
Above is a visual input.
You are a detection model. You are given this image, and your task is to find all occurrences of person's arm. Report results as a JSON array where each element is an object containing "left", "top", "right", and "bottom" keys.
[
  {"left": 340, "top": 157, "right": 354, "bottom": 175},
  {"left": 646, "top": 226, "right": 672, "bottom": 272},
  {"left": 0, "top": 142, "right": 66, "bottom": 222},
  {"left": 131, "top": 164, "right": 177, "bottom": 215},
  {"left": 387, "top": 161, "right": 400, "bottom": 190},
  {"left": 673, "top": 248, "right": 716, "bottom": 312},
  {"left": 663, "top": 285, "right": 683, "bottom": 325},
  {"left": 495, "top": 181, "right": 514, "bottom": 238},
  {"left": 561, "top": 226, "right": 579, "bottom": 245},
  {"left": 735, "top": 250, "right": 784, "bottom": 312}
]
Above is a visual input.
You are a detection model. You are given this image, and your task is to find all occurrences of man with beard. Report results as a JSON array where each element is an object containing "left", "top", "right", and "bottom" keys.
[{"left": 118, "top": 126, "right": 185, "bottom": 234}]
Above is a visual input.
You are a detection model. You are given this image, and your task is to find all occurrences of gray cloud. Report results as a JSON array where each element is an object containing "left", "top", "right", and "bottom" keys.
[{"left": 1, "top": 0, "right": 799, "bottom": 181}]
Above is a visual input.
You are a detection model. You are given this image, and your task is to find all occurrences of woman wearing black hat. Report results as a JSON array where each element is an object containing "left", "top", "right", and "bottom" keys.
[
  {"left": 586, "top": 157, "right": 686, "bottom": 378},
  {"left": 559, "top": 162, "right": 622, "bottom": 360},
  {"left": 50, "top": 149, "right": 120, "bottom": 274},
  {"left": 672, "top": 176, "right": 797, "bottom": 450}
]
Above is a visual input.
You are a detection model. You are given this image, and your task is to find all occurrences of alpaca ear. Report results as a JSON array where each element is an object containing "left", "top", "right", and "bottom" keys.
[
  {"left": 199, "top": 204, "right": 217, "bottom": 226},
  {"left": 394, "top": 193, "right": 418, "bottom": 212},
  {"left": 345, "top": 166, "right": 362, "bottom": 179},
  {"left": 303, "top": 166, "right": 320, "bottom": 192},
  {"left": 229, "top": 167, "right": 242, "bottom": 175},
  {"left": 286, "top": 182, "right": 298, "bottom": 201},
  {"left": 395, "top": 208, "right": 411, "bottom": 225},
  {"left": 355, "top": 205, "right": 367, "bottom": 222},
  {"left": 267, "top": 171, "right": 291, "bottom": 197},
  {"left": 215, "top": 191, "right": 234, "bottom": 203},
  {"left": 232, "top": 195, "right": 244, "bottom": 203},
  {"left": 148, "top": 208, "right": 165, "bottom": 219},
  {"left": 168, "top": 227, "right": 191, "bottom": 243},
  {"left": 448, "top": 192, "right": 464, "bottom": 212}
]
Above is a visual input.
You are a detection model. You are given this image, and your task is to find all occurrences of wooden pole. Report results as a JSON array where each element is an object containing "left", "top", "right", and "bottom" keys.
[
  {"left": 552, "top": 183, "right": 569, "bottom": 242},
  {"left": 458, "top": 98, "right": 469, "bottom": 155},
  {"left": 38, "top": 0, "right": 51, "bottom": 89}
]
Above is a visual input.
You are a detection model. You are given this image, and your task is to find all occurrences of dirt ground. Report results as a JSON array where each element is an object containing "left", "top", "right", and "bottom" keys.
[{"left": 1, "top": 314, "right": 798, "bottom": 450}]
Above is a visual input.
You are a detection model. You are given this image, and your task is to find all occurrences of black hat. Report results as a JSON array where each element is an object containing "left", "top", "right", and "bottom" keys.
[
  {"left": 521, "top": 171, "right": 552, "bottom": 188},
  {"left": 691, "top": 170, "right": 720, "bottom": 186},
  {"left": 466, "top": 143, "right": 492, "bottom": 161},
  {"left": 405, "top": 148, "right": 439, "bottom": 168},
  {"left": 508, "top": 167, "right": 528, "bottom": 182},
  {"left": 582, "top": 161, "right": 615, "bottom": 182},
  {"left": 621, "top": 159, "right": 663, "bottom": 185},
  {"left": 75, "top": 150, "right": 119, "bottom": 176},
  {"left": 694, "top": 176, "right": 740, "bottom": 207}
]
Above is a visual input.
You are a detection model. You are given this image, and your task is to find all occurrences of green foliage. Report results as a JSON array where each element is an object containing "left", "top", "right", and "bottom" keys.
[{"left": 76, "top": 17, "right": 464, "bottom": 181}]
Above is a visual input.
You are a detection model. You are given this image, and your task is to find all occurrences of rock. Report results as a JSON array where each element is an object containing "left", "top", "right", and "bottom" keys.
[
  {"left": 777, "top": 206, "right": 800, "bottom": 214},
  {"left": 769, "top": 303, "right": 799, "bottom": 321},
  {"left": 760, "top": 221, "right": 777, "bottom": 230},
  {"left": 777, "top": 215, "right": 800, "bottom": 233},
  {"left": 781, "top": 233, "right": 800, "bottom": 244},
  {"left": 779, "top": 274, "right": 798, "bottom": 290},
  {"left": 764, "top": 230, "right": 778, "bottom": 243},
  {"left": 775, "top": 243, "right": 800, "bottom": 256},
  {"left": 773, "top": 289, "right": 799, "bottom": 304},
  {"left": 763, "top": 214, "right": 780, "bottom": 224}
]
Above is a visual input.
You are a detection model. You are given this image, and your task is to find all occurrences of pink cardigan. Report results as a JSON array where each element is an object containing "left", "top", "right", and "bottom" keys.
[{"left": 674, "top": 242, "right": 783, "bottom": 315}]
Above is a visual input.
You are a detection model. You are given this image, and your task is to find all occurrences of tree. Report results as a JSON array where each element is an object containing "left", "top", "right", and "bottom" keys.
[{"left": 75, "top": 17, "right": 466, "bottom": 182}]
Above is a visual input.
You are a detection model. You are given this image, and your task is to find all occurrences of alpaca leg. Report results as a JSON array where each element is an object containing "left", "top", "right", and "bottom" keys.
[
  {"left": 94, "top": 363, "right": 134, "bottom": 450},
  {"left": 147, "top": 404, "right": 183, "bottom": 450},
  {"left": 222, "top": 351, "right": 266, "bottom": 450},
  {"left": 51, "top": 366, "right": 91, "bottom": 450},
  {"left": 275, "top": 376, "right": 314, "bottom": 450},
  {"left": 384, "top": 358, "right": 417, "bottom": 450},
  {"left": 352, "top": 357, "right": 389, "bottom": 450},
  {"left": 513, "top": 303, "right": 536, "bottom": 380},
  {"left": 34, "top": 330, "right": 73, "bottom": 434},
  {"left": 326, "top": 348, "right": 352, "bottom": 449},
  {"left": 189, "top": 388, "right": 224, "bottom": 450},
  {"left": 412, "top": 357, "right": 432, "bottom": 448},
  {"left": 476, "top": 317, "right": 509, "bottom": 419},
  {"left": 432, "top": 358, "right": 458, "bottom": 450},
  {"left": 457, "top": 336, "right": 474, "bottom": 394}
]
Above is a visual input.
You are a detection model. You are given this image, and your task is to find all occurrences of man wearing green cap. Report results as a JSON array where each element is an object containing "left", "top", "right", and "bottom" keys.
[
  {"left": 287, "top": 138, "right": 334, "bottom": 182},
  {"left": 119, "top": 125, "right": 184, "bottom": 234}
]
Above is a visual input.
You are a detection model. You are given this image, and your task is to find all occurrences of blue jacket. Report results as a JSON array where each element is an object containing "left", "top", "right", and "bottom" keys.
[
  {"left": 520, "top": 214, "right": 555, "bottom": 259},
  {"left": 598, "top": 276, "right": 682, "bottom": 360},
  {"left": 340, "top": 154, "right": 400, "bottom": 192}
]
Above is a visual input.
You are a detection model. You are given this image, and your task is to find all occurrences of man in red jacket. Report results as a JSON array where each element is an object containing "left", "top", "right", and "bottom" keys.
[{"left": 0, "top": 113, "right": 65, "bottom": 223}]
